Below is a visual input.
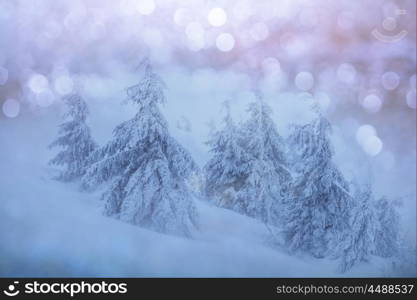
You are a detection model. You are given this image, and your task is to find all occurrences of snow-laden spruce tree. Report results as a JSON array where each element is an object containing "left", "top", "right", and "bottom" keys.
[
  {"left": 82, "top": 61, "right": 198, "bottom": 237},
  {"left": 374, "top": 196, "right": 400, "bottom": 258},
  {"left": 283, "top": 114, "right": 353, "bottom": 258},
  {"left": 49, "top": 94, "right": 97, "bottom": 181},
  {"left": 203, "top": 100, "right": 247, "bottom": 209},
  {"left": 338, "top": 186, "right": 402, "bottom": 272},
  {"left": 234, "top": 92, "right": 290, "bottom": 224},
  {"left": 338, "top": 184, "right": 377, "bottom": 272}
]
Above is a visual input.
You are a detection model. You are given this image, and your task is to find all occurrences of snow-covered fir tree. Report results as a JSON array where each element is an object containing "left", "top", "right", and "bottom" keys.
[
  {"left": 283, "top": 114, "right": 353, "bottom": 258},
  {"left": 234, "top": 92, "right": 290, "bottom": 224},
  {"left": 82, "top": 61, "right": 198, "bottom": 237},
  {"left": 49, "top": 94, "right": 97, "bottom": 181},
  {"left": 338, "top": 184, "right": 377, "bottom": 272},
  {"left": 374, "top": 196, "right": 400, "bottom": 258},
  {"left": 204, "top": 100, "right": 247, "bottom": 209}
]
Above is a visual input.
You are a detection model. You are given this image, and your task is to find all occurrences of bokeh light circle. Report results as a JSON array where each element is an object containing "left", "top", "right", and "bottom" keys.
[
  {"left": 356, "top": 124, "right": 377, "bottom": 146},
  {"left": 54, "top": 75, "right": 74, "bottom": 96},
  {"left": 2, "top": 98, "right": 20, "bottom": 118},
  {"left": 137, "top": 0, "right": 155, "bottom": 15},
  {"left": 208, "top": 8, "right": 227, "bottom": 27},
  {"left": 381, "top": 71, "right": 400, "bottom": 90},
  {"left": 337, "top": 63, "right": 356, "bottom": 85},
  {"left": 295, "top": 71, "right": 314, "bottom": 91},
  {"left": 362, "top": 94, "right": 382, "bottom": 113},
  {"left": 406, "top": 89, "right": 416, "bottom": 109},
  {"left": 362, "top": 135, "right": 383, "bottom": 156},
  {"left": 216, "top": 33, "right": 235, "bottom": 52},
  {"left": 28, "top": 74, "right": 49, "bottom": 94}
]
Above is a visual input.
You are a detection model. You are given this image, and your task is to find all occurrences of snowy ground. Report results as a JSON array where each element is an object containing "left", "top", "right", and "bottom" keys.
[{"left": 1, "top": 112, "right": 410, "bottom": 278}]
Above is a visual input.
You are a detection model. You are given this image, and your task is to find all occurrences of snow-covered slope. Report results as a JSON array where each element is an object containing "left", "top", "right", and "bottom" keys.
[{"left": 0, "top": 112, "right": 410, "bottom": 277}]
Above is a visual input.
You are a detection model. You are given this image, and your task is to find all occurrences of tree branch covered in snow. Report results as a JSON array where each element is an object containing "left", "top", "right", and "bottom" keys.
[
  {"left": 49, "top": 94, "right": 97, "bottom": 181},
  {"left": 82, "top": 61, "right": 199, "bottom": 237},
  {"left": 284, "top": 115, "right": 354, "bottom": 258}
]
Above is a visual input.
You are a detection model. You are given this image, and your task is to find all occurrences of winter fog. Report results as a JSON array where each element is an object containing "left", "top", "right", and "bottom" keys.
[{"left": 0, "top": 0, "right": 415, "bottom": 277}]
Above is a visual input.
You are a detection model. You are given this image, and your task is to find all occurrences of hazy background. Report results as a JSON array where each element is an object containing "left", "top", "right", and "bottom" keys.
[{"left": 0, "top": 0, "right": 415, "bottom": 276}]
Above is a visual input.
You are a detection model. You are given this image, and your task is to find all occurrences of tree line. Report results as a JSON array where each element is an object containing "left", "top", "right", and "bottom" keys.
[{"left": 48, "top": 61, "right": 400, "bottom": 272}]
